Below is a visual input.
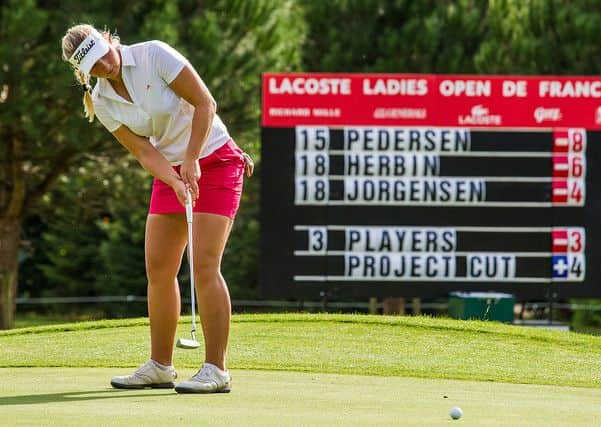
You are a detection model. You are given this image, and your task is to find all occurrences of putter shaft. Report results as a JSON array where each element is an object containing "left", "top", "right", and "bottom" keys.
[{"left": 177, "top": 190, "right": 200, "bottom": 349}]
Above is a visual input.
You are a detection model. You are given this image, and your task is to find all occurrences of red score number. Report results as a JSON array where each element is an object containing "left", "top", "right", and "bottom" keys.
[
  {"left": 570, "top": 155, "right": 584, "bottom": 178},
  {"left": 569, "top": 179, "right": 584, "bottom": 204},
  {"left": 569, "top": 229, "right": 584, "bottom": 253},
  {"left": 568, "top": 129, "right": 585, "bottom": 153}
]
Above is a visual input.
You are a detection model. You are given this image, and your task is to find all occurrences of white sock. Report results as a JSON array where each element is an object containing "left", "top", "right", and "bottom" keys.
[{"left": 151, "top": 359, "right": 173, "bottom": 370}]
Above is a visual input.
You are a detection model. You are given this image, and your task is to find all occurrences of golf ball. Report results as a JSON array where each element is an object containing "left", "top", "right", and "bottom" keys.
[{"left": 450, "top": 407, "right": 463, "bottom": 420}]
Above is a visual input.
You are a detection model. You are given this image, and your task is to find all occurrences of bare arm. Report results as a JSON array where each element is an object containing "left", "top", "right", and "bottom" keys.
[
  {"left": 168, "top": 63, "right": 216, "bottom": 199},
  {"left": 170, "top": 63, "right": 254, "bottom": 180},
  {"left": 111, "top": 125, "right": 188, "bottom": 206}
]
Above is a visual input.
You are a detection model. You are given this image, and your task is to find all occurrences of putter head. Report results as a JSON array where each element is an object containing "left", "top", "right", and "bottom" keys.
[{"left": 176, "top": 337, "right": 201, "bottom": 349}]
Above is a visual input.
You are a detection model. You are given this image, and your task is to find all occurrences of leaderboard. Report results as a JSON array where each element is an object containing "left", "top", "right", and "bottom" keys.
[
  {"left": 293, "top": 226, "right": 585, "bottom": 283},
  {"left": 294, "top": 127, "right": 586, "bottom": 207},
  {"left": 261, "top": 73, "right": 601, "bottom": 299}
]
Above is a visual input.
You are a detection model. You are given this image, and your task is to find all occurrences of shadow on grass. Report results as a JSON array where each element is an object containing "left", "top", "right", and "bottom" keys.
[{"left": 0, "top": 389, "right": 175, "bottom": 406}]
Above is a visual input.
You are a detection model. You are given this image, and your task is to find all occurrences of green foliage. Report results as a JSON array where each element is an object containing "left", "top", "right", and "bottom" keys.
[
  {"left": 36, "top": 159, "right": 118, "bottom": 298},
  {"left": 301, "top": 0, "right": 488, "bottom": 73},
  {"left": 9, "top": 0, "right": 305, "bottom": 315},
  {"left": 1, "top": 0, "right": 121, "bottom": 201},
  {"left": 39, "top": 218, "right": 103, "bottom": 298},
  {"left": 475, "top": 1, "right": 601, "bottom": 73},
  {"left": 302, "top": 0, "right": 601, "bottom": 75},
  {"left": 222, "top": 164, "right": 260, "bottom": 299},
  {"left": 160, "top": 0, "right": 305, "bottom": 298},
  {"left": 571, "top": 299, "right": 601, "bottom": 331},
  {"left": 94, "top": 157, "right": 149, "bottom": 315},
  {"left": 9, "top": 0, "right": 601, "bottom": 321},
  {"left": 168, "top": 0, "right": 305, "bottom": 153}
]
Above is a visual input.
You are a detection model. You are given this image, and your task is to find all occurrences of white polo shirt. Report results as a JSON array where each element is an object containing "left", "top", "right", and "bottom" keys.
[{"left": 92, "top": 41, "right": 230, "bottom": 165}]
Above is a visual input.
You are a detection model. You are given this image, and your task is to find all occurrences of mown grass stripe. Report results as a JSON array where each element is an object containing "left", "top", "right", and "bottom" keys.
[
  {"left": 2, "top": 314, "right": 601, "bottom": 388},
  {"left": 3, "top": 313, "right": 594, "bottom": 347}
]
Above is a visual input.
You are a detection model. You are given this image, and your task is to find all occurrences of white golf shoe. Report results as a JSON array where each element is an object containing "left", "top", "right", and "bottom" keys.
[
  {"left": 175, "top": 362, "right": 231, "bottom": 394},
  {"left": 110, "top": 360, "right": 177, "bottom": 389}
]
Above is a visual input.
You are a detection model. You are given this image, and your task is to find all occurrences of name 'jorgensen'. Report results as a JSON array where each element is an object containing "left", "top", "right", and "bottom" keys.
[{"left": 344, "top": 178, "right": 486, "bottom": 202}]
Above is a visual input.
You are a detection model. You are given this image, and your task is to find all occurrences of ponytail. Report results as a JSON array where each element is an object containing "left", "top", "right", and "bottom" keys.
[{"left": 74, "top": 69, "right": 95, "bottom": 122}]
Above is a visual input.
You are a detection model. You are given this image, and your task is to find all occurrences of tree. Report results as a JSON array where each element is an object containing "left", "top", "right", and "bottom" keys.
[
  {"left": 0, "top": 0, "right": 111, "bottom": 329},
  {"left": 302, "top": 0, "right": 601, "bottom": 75},
  {"left": 475, "top": 1, "right": 601, "bottom": 74},
  {"left": 301, "top": 0, "right": 488, "bottom": 73},
  {"left": 2, "top": 0, "right": 304, "bottom": 328}
]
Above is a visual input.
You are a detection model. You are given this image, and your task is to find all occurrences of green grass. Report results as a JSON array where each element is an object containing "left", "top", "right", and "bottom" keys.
[
  {"left": 2, "top": 313, "right": 601, "bottom": 426},
  {"left": 2, "top": 368, "right": 600, "bottom": 427},
  {"left": 2, "top": 313, "right": 601, "bottom": 388}
]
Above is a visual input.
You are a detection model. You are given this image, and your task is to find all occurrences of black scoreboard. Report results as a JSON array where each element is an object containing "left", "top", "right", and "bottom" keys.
[{"left": 260, "top": 73, "right": 601, "bottom": 299}]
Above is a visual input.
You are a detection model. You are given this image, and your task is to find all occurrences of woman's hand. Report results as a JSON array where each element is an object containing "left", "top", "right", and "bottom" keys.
[
  {"left": 170, "top": 178, "right": 190, "bottom": 208},
  {"left": 179, "top": 157, "right": 201, "bottom": 203},
  {"left": 242, "top": 152, "right": 254, "bottom": 177}
]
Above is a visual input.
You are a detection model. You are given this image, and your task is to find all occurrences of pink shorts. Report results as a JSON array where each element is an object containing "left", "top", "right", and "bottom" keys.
[{"left": 149, "top": 139, "right": 245, "bottom": 219}]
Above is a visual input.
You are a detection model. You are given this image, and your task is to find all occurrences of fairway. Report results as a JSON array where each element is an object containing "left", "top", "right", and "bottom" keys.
[
  {"left": 2, "top": 314, "right": 601, "bottom": 426},
  {"left": 2, "top": 368, "right": 600, "bottom": 426}
]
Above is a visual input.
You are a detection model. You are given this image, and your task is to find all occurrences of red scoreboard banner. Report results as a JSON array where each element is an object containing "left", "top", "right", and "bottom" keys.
[{"left": 262, "top": 73, "right": 601, "bottom": 128}]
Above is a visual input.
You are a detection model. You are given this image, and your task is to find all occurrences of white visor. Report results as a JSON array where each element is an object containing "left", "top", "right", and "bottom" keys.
[{"left": 68, "top": 29, "right": 110, "bottom": 75}]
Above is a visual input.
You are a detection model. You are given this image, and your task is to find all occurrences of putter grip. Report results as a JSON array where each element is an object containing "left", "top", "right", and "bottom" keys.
[{"left": 185, "top": 190, "right": 193, "bottom": 223}]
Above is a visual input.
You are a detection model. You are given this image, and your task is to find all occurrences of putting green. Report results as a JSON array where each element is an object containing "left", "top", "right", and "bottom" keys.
[{"left": 1, "top": 368, "right": 599, "bottom": 426}]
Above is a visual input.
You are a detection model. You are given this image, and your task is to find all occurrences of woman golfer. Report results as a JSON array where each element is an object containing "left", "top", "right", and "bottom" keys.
[{"left": 61, "top": 24, "right": 253, "bottom": 393}]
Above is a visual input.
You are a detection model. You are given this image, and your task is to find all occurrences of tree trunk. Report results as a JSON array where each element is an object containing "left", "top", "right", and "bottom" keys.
[{"left": 0, "top": 217, "right": 20, "bottom": 330}]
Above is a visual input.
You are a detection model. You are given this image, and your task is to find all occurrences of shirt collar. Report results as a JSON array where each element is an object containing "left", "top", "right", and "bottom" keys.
[
  {"left": 93, "top": 79, "right": 122, "bottom": 103},
  {"left": 92, "top": 45, "right": 136, "bottom": 104},
  {"left": 119, "top": 45, "right": 136, "bottom": 67}
]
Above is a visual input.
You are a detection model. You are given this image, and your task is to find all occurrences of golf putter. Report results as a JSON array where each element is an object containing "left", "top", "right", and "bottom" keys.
[{"left": 176, "top": 189, "right": 201, "bottom": 349}]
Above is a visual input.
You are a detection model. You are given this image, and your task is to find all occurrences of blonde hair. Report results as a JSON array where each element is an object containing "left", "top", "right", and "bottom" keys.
[{"left": 61, "top": 24, "right": 120, "bottom": 122}]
